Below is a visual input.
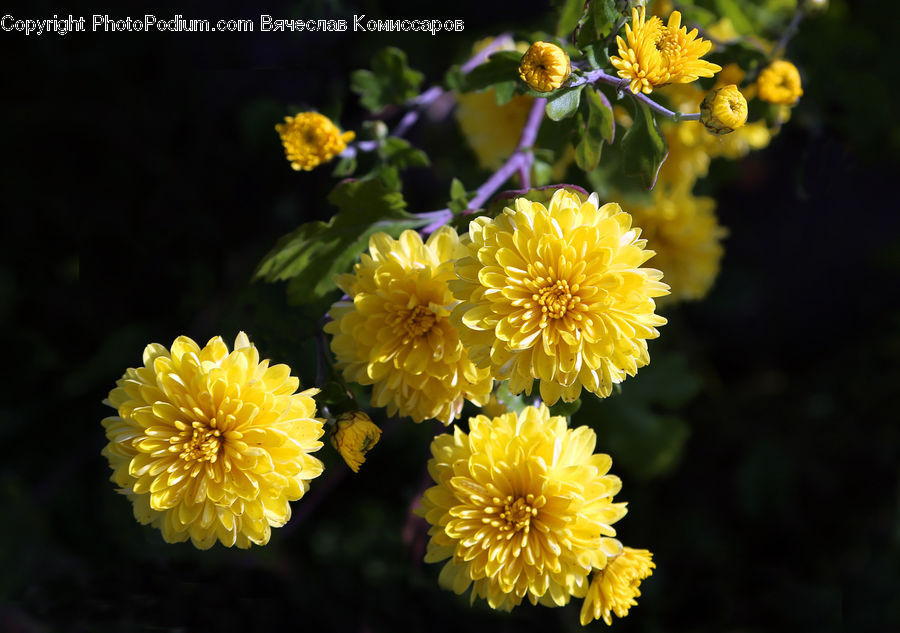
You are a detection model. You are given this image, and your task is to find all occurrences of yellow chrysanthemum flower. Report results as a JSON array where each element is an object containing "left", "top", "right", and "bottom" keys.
[
  {"left": 757, "top": 60, "right": 803, "bottom": 106},
  {"left": 518, "top": 41, "right": 571, "bottom": 92},
  {"left": 611, "top": 8, "right": 720, "bottom": 94},
  {"left": 657, "top": 10, "right": 722, "bottom": 85},
  {"left": 325, "top": 227, "right": 493, "bottom": 424},
  {"left": 625, "top": 184, "right": 726, "bottom": 303},
  {"left": 416, "top": 405, "right": 627, "bottom": 611},
  {"left": 700, "top": 84, "right": 748, "bottom": 135},
  {"left": 611, "top": 7, "right": 670, "bottom": 94},
  {"left": 101, "top": 332, "right": 325, "bottom": 549},
  {"left": 331, "top": 411, "right": 382, "bottom": 473},
  {"left": 450, "top": 189, "right": 669, "bottom": 404},
  {"left": 579, "top": 547, "right": 655, "bottom": 625},
  {"left": 275, "top": 112, "right": 355, "bottom": 171}
]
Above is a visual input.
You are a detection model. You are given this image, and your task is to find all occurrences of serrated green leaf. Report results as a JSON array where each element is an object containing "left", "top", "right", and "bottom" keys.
[
  {"left": 458, "top": 51, "right": 523, "bottom": 93},
  {"left": 622, "top": 102, "right": 668, "bottom": 189},
  {"left": 546, "top": 85, "right": 584, "bottom": 121},
  {"left": 380, "top": 137, "right": 430, "bottom": 169},
  {"left": 575, "top": 87, "right": 615, "bottom": 172},
  {"left": 255, "top": 179, "right": 429, "bottom": 304},
  {"left": 575, "top": 0, "right": 619, "bottom": 48},
  {"left": 350, "top": 47, "right": 424, "bottom": 112},
  {"left": 556, "top": 0, "right": 587, "bottom": 38}
]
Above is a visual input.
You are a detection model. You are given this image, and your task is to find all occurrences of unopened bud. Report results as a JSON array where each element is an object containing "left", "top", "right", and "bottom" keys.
[
  {"left": 700, "top": 85, "right": 748, "bottom": 135},
  {"left": 331, "top": 412, "right": 382, "bottom": 473},
  {"left": 518, "top": 41, "right": 571, "bottom": 92}
]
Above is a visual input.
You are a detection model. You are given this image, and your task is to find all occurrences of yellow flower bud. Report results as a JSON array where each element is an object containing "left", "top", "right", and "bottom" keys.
[
  {"left": 518, "top": 41, "right": 571, "bottom": 92},
  {"left": 330, "top": 412, "right": 382, "bottom": 473},
  {"left": 700, "top": 84, "right": 748, "bottom": 135},
  {"left": 757, "top": 60, "right": 803, "bottom": 106},
  {"left": 275, "top": 112, "right": 355, "bottom": 171}
]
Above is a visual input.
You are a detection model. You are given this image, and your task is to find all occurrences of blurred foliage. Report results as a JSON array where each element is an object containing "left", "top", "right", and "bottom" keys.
[{"left": 2, "top": 0, "right": 899, "bottom": 631}]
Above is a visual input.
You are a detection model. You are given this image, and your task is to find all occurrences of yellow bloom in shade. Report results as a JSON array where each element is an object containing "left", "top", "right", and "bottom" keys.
[
  {"left": 325, "top": 227, "right": 493, "bottom": 424},
  {"left": 518, "top": 41, "right": 571, "bottom": 92},
  {"left": 579, "top": 547, "right": 655, "bottom": 625},
  {"left": 275, "top": 112, "right": 355, "bottom": 171},
  {"left": 416, "top": 405, "right": 627, "bottom": 611},
  {"left": 757, "top": 60, "right": 803, "bottom": 105},
  {"left": 611, "top": 8, "right": 720, "bottom": 94},
  {"left": 331, "top": 412, "right": 382, "bottom": 473},
  {"left": 700, "top": 84, "right": 748, "bottom": 135},
  {"left": 625, "top": 184, "right": 727, "bottom": 303},
  {"left": 101, "top": 332, "right": 325, "bottom": 549},
  {"left": 455, "top": 89, "right": 534, "bottom": 170},
  {"left": 451, "top": 189, "right": 668, "bottom": 404}
]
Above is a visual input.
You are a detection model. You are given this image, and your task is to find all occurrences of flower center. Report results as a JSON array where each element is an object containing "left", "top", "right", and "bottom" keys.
[
  {"left": 497, "top": 494, "right": 539, "bottom": 535},
  {"left": 402, "top": 304, "right": 436, "bottom": 338},
  {"left": 534, "top": 279, "right": 580, "bottom": 321},
  {"left": 172, "top": 419, "right": 223, "bottom": 464}
]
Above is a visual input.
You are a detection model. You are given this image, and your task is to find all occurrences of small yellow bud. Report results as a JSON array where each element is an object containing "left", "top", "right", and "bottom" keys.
[
  {"left": 275, "top": 112, "right": 355, "bottom": 171},
  {"left": 518, "top": 41, "right": 571, "bottom": 92},
  {"left": 700, "top": 84, "right": 748, "bottom": 135},
  {"left": 330, "top": 412, "right": 382, "bottom": 473},
  {"left": 757, "top": 60, "right": 803, "bottom": 106}
]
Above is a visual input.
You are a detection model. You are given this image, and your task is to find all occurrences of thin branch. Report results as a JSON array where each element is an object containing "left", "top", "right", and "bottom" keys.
[
  {"left": 772, "top": 7, "right": 804, "bottom": 59},
  {"left": 569, "top": 69, "right": 700, "bottom": 121}
]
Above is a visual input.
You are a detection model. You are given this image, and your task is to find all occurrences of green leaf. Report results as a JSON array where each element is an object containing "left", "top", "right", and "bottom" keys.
[
  {"left": 350, "top": 47, "right": 424, "bottom": 112},
  {"left": 493, "top": 81, "right": 517, "bottom": 106},
  {"left": 456, "top": 51, "right": 523, "bottom": 93},
  {"left": 448, "top": 177, "right": 470, "bottom": 213},
  {"left": 621, "top": 102, "right": 668, "bottom": 189},
  {"left": 549, "top": 398, "right": 582, "bottom": 418},
  {"left": 380, "top": 137, "right": 430, "bottom": 169},
  {"left": 254, "top": 179, "right": 429, "bottom": 304},
  {"left": 575, "top": 0, "right": 619, "bottom": 48},
  {"left": 715, "top": 0, "right": 755, "bottom": 34},
  {"left": 331, "top": 156, "right": 357, "bottom": 178},
  {"left": 575, "top": 87, "right": 615, "bottom": 172},
  {"left": 556, "top": 0, "right": 587, "bottom": 38},
  {"left": 545, "top": 85, "right": 584, "bottom": 121},
  {"left": 576, "top": 352, "right": 700, "bottom": 479}
]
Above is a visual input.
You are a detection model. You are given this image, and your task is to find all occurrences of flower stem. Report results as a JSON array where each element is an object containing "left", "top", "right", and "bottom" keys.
[
  {"left": 570, "top": 69, "right": 700, "bottom": 121},
  {"left": 772, "top": 7, "right": 804, "bottom": 59}
]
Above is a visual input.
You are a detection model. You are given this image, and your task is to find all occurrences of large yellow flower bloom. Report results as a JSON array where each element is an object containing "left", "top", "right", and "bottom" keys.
[
  {"left": 275, "top": 112, "right": 355, "bottom": 171},
  {"left": 611, "top": 8, "right": 720, "bottom": 94},
  {"left": 325, "top": 227, "right": 492, "bottom": 424},
  {"left": 417, "top": 405, "right": 627, "bottom": 611},
  {"left": 101, "top": 332, "right": 325, "bottom": 549},
  {"left": 625, "top": 183, "right": 727, "bottom": 303},
  {"left": 580, "top": 547, "right": 655, "bottom": 625},
  {"left": 451, "top": 189, "right": 668, "bottom": 404}
]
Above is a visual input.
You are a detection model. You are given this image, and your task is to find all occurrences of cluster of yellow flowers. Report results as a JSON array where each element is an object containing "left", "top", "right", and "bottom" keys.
[
  {"left": 417, "top": 404, "right": 654, "bottom": 624},
  {"left": 327, "top": 188, "right": 668, "bottom": 423}
]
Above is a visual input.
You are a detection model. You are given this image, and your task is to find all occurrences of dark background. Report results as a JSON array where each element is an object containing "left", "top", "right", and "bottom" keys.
[{"left": 2, "top": 0, "right": 898, "bottom": 631}]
